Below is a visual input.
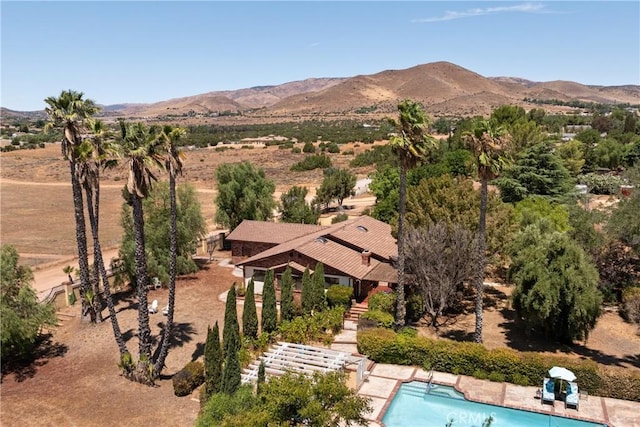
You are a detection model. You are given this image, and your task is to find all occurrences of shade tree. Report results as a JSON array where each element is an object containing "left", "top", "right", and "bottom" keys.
[
  {"left": 509, "top": 222, "right": 602, "bottom": 343},
  {"left": 404, "top": 224, "right": 479, "bottom": 328},
  {"left": 313, "top": 167, "right": 357, "bottom": 210},
  {"left": 1, "top": 245, "right": 57, "bottom": 360},
  {"left": 279, "top": 186, "right": 319, "bottom": 224},
  {"left": 215, "top": 161, "right": 276, "bottom": 230}
]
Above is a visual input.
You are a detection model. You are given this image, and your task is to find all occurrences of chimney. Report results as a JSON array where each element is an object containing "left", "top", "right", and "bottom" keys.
[{"left": 361, "top": 250, "right": 371, "bottom": 266}]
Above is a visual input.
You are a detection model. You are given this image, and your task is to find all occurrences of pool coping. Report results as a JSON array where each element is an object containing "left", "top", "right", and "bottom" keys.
[{"left": 358, "top": 364, "right": 617, "bottom": 427}]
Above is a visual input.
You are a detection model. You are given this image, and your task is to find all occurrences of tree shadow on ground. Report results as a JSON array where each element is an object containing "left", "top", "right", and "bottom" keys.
[
  {"left": 499, "top": 307, "right": 640, "bottom": 369},
  {"left": 151, "top": 322, "right": 197, "bottom": 365},
  {"left": 483, "top": 286, "right": 507, "bottom": 310},
  {"left": 122, "top": 328, "right": 136, "bottom": 345},
  {"left": 1, "top": 333, "right": 68, "bottom": 383},
  {"left": 442, "top": 329, "right": 475, "bottom": 342},
  {"left": 191, "top": 342, "right": 205, "bottom": 362}
]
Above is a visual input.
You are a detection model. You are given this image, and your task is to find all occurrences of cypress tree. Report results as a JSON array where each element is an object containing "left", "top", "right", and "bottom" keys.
[
  {"left": 256, "top": 360, "right": 266, "bottom": 395},
  {"left": 280, "top": 266, "right": 295, "bottom": 322},
  {"left": 312, "top": 262, "right": 327, "bottom": 313},
  {"left": 242, "top": 278, "right": 258, "bottom": 340},
  {"left": 223, "top": 284, "right": 240, "bottom": 356},
  {"left": 221, "top": 330, "right": 241, "bottom": 394},
  {"left": 301, "top": 267, "right": 313, "bottom": 315},
  {"left": 261, "top": 269, "right": 277, "bottom": 333},
  {"left": 204, "top": 322, "right": 222, "bottom": 397}
]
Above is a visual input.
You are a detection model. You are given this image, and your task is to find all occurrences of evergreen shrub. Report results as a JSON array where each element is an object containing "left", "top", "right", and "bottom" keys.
[
  {"left": 368, "top": 292, "right": 396, "bottom": 314},
  {"left": 173, "top": 361, "right": 205, "bottom": 397},
  {"left": 326, "top": 285, "right": 353, "bottom": 309},
  {"left": 360, "top": 310, "right": 394, "bottom": 328}
]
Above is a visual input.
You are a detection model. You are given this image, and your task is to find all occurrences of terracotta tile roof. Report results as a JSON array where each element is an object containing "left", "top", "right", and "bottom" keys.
[
  {"left": 297, "top": 238, "right": 382, "bottom": 280},
  {"left": 270, "top": 262, "right": 313, "bottom": 274},
  {"left": 226, "top": 220, "right": 326, "bottom": 245},
  {"left": 363, "top": 263, "right": 397, "bottom": 283},
  {"left": 326, "top": 215, "right": 397, "bottom": 259},
  {"left": 237, "top": 216, "right": 398, "bottom": 282}
]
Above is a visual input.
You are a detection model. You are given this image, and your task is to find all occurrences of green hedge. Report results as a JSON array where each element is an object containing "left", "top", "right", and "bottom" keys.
[
  {"left": 173, "top": 361, "right": 205, "bottom": 397},
  {"left": 360, "top": 310, "right": 394, "bottom": 328},
  {"left": 367, "top": 292, "right": 396, "bottom": 314},
  {"left": 357, "top": 328, "right": 640, "bottom": 402},
  {"left": 326, "top": 285, "right": 353, "bottom": 309}
]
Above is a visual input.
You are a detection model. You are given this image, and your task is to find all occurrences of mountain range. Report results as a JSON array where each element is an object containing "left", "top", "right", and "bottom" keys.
[{"left": 3, "top": 62, "right": 639, "bottom": 120}]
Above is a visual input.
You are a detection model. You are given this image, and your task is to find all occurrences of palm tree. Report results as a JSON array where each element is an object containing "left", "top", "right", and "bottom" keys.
[
  {"left": 463, "top": 118, "right": 511, "bottom": 343},
  {"left": 119, "top": 120, "right": 164, "bottom": 382},
  {"left": 389, "top": 100, "right": 438, "bottom": 327},
  {"left": 153, "top": 125, "right": 186, "bottom": 378},
  {"left": 78, "top": 119, "right": 129, "bottom": 356},
  {"left": 44, "top": 90, "right": 99, "bottom": 322}
]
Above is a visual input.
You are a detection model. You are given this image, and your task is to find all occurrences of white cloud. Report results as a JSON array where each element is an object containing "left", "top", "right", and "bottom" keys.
[
  {"left": 413, "top": 2, "right": 547, "bottom": 23},
  {"left": 309, "top": 42, "right": 320, "bottom": 48}
]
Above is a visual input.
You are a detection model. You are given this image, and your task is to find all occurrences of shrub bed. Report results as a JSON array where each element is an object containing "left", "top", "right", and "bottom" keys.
[
  {"left": 357, "top": 328, "right": 640, "bottom": 401},
  {"left": 277, "top": 307, "right": 345, "bottom": 344},
  {"left": 173, "top": 361, "right": 205, "bottom": 397},
  {"left": 326, "top": 285, "right": 353, "bottom": 309}
]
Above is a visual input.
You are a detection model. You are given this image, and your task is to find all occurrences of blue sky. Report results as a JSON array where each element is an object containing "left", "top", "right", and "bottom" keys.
[{"left": 2, "top": 1, "right": 639, "bottom": 111}]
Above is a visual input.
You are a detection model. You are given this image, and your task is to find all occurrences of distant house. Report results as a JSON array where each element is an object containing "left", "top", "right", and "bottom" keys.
[{"left": 227, "top": 216, "right": 397, "bottom": 301}]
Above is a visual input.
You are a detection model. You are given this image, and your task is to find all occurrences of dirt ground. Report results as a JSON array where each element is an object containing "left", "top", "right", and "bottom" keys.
[
  {"left": 0, "top": 255, "right": 239, "bottom": 427},
  {"left": 2, "top": 258, "right": 639, "bottom": 427}
]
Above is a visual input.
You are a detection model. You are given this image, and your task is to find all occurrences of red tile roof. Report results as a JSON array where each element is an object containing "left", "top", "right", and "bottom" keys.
[
  {"left": 226, "top": 220, "right": 325, "bottom": 244},
  {"left": 235, "top": 216, "right": 398, "bottom": 282}
]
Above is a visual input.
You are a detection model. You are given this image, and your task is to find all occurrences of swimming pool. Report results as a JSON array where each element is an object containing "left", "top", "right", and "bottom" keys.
[{"left": 381, "top": 381, "right": 607, "bottom": 427}]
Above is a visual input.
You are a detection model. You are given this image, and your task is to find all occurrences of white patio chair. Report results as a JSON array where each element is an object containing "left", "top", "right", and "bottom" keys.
[{"left": 148, "top": 299, "right": 158, "bottom": 314}]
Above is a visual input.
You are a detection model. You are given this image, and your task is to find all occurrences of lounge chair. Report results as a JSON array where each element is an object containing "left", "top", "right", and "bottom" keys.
[
  {"left": 542, "top": 378, "right": 555, "bottom": 406},
  {"left": 162, "top": 305, "right": 169, "bottom": 316},
  {"left": 148, "top": 299, "right": 158, "bottom": 314},
  {"left": 565, "top": 381, "right": 579, "bottom": 410}
]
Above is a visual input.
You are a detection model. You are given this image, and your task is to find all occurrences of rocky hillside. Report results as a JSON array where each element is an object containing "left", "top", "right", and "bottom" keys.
[{"left": 4, "top": 62, "right": 639, "bottom": 120}]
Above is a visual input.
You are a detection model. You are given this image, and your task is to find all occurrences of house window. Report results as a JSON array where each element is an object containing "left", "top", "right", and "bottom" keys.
[
  {"left": 252, "top": 270, "right": 266, "bottom": 283},
  {"left": 315, "top": 237, "right": 328, "bottom": 244},
  {"left": 356, "top": 225, "right": 368, "bottom": 232}
]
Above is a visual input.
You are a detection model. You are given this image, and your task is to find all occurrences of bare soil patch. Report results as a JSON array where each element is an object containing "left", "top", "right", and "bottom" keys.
[{"left": 1, "top": 255, "right": 239, "bottom": 427}]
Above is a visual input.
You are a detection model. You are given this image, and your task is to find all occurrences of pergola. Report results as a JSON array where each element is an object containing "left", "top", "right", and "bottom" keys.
[{"left": 242, "top": 342, "right": 368, "bottom": 386}]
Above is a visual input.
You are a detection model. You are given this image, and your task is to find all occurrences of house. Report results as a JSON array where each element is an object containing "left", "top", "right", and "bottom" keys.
[{"left": 227, "top": 216, "right": 398, "bottom": 301}]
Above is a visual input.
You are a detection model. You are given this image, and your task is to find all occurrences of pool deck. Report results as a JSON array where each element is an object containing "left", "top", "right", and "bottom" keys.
[
  {"left": 329, "top": 321, "right": 640, "bottom": 427},
  {"left": 356, "top": 363, "right": 640, "bottom": 427}
]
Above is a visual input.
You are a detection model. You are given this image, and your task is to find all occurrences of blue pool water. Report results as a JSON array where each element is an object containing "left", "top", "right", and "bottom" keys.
[{"left": 381, "top": 381, "right": 607, "bottom": 427}]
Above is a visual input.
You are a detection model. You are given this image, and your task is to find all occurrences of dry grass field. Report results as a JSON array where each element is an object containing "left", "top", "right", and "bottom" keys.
[{"left": 0, "top": 141, "right": 374, "bottom": 266}]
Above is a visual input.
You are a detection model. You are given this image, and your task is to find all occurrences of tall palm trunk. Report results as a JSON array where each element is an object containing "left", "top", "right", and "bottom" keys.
[
  {"left": 474, "top": 178, "right": 488, "bottom": 343},
  {"left": 132, "top": 195, "right": 152, "bottom": 361},
  {"left": 70, "top": 160, "right": 95, "bottom": 322},
  {"left": 86, "top": 186, "right": 128, "bottom": 355},
  {"left": 89, "top": 178, "right": 104, "bottom": 322},
  {"left": 86, "top": 187, "right": 104, "bottom": 324},
  {"left": 153, "top": 171, "right": 177, "bottom": 377},
  {"left": 395, "top": 164, "right": 407, "bottom": 328}
]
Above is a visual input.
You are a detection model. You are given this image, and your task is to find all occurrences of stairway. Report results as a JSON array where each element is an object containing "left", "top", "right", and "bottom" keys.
[{"left": 345, "top": 302, "right": 368, "bottom": 321}]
